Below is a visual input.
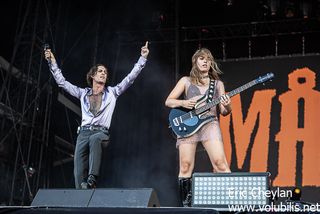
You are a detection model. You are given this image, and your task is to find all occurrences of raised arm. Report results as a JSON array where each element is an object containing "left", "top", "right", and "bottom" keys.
[
  {"left": 44, "top": 49, "right": 84, "bottom": 99},
  {"left": 165, "top": 77, "right": 197, "bottom": 109},
  {"left": 112, "top": 41, "right": 149, "bottom": 97}
]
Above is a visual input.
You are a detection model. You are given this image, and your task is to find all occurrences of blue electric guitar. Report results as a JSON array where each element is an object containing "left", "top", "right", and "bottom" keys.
[{"left": 168, "top": 73, "right": 274, "bottom": 138}]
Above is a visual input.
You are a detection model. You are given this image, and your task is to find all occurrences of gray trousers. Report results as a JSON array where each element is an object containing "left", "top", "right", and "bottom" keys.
[{"left": 74, "top": 130, "right": 110, "bottom": 189}]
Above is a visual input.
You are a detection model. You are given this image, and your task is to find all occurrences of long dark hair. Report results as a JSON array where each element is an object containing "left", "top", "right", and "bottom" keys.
[{"left": 86, "top": 64, "right": 108, "bottom": 87}]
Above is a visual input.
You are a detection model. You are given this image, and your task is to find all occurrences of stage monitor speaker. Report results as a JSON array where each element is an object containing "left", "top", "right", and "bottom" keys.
[
  {"left": 192, "top": 172, "right": 270, "bottom": 210},
  {"left": 31, "top": 188, "right": 160, "bottom": 208},
  {"left": 31, "top": 189, "right": 94, "bottom": 207},
  {"left": 89, "top": 188, "right": 160, "bottom": 208}
]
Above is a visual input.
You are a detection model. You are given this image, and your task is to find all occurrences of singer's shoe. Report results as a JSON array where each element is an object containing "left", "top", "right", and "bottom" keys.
[
  {"left": 87, "top": 174, "right": 97, "bottom": 189},
  {"left": 80, "top": 182, "right": 88, "bottom": 189}
]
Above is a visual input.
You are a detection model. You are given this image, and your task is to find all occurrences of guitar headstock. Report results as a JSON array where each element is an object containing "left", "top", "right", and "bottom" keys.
[{"left": 256, "top": 73, "right": 274, "bottom": 84}]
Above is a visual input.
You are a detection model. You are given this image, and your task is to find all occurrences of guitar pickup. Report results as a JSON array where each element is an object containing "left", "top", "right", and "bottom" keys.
[{"left": 173, "top": 118, "right": 179, "bottom": 126}]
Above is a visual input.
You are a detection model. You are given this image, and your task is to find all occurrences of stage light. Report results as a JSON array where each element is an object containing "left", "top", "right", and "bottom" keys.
[
  {"left": 285, "top": 0, "right": 296, "bottom": 18},
  {"left": 301, "top": 1, "right": 311, "bottom": 19},
  {"left": 269, "top": 0, "right": 279, "bottom": 16},
  {"left": 227, "top": 0, "right": 233, "bottom": 6},
  {"left": 192, "top": 172, "right": 270, "bottom": 210},
  {"left": 290, "top": 187, "right": 302, "bottom": 201},
  {"left": 27, "top": 166, "right": 36, "bottom": 177}
]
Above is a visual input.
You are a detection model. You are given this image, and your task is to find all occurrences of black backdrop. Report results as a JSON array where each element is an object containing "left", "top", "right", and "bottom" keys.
[{"left": 51, "top": 42, "right": 320, "bottom": 206}]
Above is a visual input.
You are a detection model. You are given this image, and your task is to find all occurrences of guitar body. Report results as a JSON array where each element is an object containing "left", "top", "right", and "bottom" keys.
[
  {"left": 169, "top": 107, "right": 214, "bottom": 138},
  {"left": 168, "top": 72, "right": 274, "bottom": 139}
]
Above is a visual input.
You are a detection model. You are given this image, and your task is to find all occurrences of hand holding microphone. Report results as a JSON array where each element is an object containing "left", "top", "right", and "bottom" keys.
[{"left": 43, "top": 44, "right": 56, "bottom": 64}]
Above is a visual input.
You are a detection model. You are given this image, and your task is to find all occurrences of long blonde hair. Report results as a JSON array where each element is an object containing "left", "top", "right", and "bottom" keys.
[{"left": 190, "top": 48, "right": 222, "bottom": 85}]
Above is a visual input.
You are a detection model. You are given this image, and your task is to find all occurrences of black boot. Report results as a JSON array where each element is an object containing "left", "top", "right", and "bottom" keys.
[{"left": 178, "top": 177, "right": 192, "bottom": 207}]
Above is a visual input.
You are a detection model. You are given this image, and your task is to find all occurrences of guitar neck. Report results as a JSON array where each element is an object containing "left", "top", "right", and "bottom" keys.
[
  {"left": 195, "top": 79, "right": 258, "bottom": 114},
  {"left": 227, "top": 79, "right": 258, "bottom": 97}
]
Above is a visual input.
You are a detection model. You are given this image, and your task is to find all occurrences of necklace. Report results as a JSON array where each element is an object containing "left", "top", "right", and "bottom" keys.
[{"left": 199, "top": 75, "right": 209, "bottom": 79}]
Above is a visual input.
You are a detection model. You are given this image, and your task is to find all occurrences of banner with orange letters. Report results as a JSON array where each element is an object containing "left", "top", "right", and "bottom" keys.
[{"left": 199, "top": 55, "right": 320, "bottom": 202}]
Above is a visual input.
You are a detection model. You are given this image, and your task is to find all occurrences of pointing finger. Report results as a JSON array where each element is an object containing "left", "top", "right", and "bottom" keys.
[{"left": 145, "top": 41, "right": 148, "bottom": 48}]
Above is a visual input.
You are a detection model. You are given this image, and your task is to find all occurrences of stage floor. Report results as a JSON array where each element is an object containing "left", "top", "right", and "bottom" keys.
[
  {"left": 1, "top": 206, "right": 320, "bottom": 214},
  {"left": 0, "top": 207, "right": 220, "bottom": 214}
]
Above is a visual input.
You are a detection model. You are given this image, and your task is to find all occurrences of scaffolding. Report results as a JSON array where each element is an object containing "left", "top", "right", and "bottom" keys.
[
  {"left": 0, "top": 0, "right": 54, "bottom": 205},
  {"left": 117, "top": 17, "right": 320, "bottom": 60}
]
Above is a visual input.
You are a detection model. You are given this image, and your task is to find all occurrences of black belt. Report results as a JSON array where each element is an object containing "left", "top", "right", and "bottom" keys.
[{"left": 78, "top": 125, "right": 109, "bottom": 133}]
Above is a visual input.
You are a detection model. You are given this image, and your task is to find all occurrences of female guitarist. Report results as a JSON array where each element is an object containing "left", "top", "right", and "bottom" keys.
[{"left": 165, "top": 48, "right": 232, "bottom": 207}]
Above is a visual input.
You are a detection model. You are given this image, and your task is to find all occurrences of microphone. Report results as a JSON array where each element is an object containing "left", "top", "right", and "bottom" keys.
[
  {"left": 43, "top": 43, "right": 51, "bottom": 63},
  {"left": 43, "top": 43, "right": 50, "bottom": 50}
]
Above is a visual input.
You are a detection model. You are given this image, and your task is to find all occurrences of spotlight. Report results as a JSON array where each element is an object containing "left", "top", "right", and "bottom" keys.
[
  {"left": 269, "top": 0, "right": 279, "bottom": 16},
  {"left": 285, "top": 0, "right": 296, "bottom": 18},
  {"left": 27, "top": 166, "right": 36, "bottom": 177},
  {"left": 201, "top": 28, "right": 209, "bottom": 33},
  {"left": 290, "top": 187, "right": 302, "bottom": 201},
  {"left": 301, "top": 1, "right": 311, "bottom": 19},
  {"left": 286, "top": 187, "right": 314, "bottom": 211}
]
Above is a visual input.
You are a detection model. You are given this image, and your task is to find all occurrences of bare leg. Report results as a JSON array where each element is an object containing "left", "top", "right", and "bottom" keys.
[
  {"left": 202, "top": 139, "right": 231, "bottom": 172},
  {"left": 178, "top": 142, "right": 197, "bottom": 207},
  {"left": 178, "top": 143, "right": 198, "bottom": 177}
]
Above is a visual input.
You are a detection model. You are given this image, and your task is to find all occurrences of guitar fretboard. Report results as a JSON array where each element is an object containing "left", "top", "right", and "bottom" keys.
[{"left": 195, "top": 79, "right": 257, "bottom": 115}]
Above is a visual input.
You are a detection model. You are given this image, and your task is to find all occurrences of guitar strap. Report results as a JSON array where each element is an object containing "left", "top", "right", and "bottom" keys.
[{"left": 206, "top": 79, "right": 216, "bottom": 103}]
